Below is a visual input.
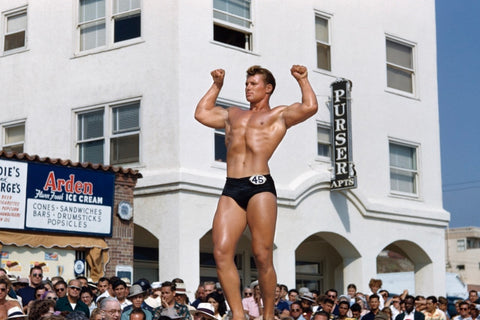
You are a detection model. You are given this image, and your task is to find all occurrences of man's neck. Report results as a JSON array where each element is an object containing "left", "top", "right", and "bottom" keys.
[
  {"left": 67, "top": 296, "right": 78, "bottom": 304},
  {"left": 249, "top": 100, "right": 270, "bottom": 111}
]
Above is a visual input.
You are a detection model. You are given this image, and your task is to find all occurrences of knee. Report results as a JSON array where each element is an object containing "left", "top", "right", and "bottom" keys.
[
  {"left": 213, "top": 243, "right": 233, "bottom": 266},
  {"left": 252, "top": 247, "right": 273, "bottom": 270}
]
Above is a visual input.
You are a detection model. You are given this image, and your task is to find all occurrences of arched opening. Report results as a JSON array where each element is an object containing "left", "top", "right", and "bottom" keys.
[
  {"left": 295, "top": 232, "right": 361, "bottom": 293},
  {"left": 133, "top": 224, "right": 159, "bottom": 282},
  {"left": 376, "top": 240, "right": 432, "bottom": 295}
]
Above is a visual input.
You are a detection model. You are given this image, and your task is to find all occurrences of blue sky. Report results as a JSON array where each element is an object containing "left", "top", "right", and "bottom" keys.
[{"left": 436, "top": 1, "right": 480, "bottom": 227}]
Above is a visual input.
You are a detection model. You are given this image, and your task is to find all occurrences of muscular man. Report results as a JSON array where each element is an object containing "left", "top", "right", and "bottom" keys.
[{"left": 195, "top": 64, "right": 318, "bottom": 320}]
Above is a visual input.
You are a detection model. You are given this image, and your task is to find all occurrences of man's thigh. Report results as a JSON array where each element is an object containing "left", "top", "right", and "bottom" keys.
[
  {"left": 246, "top": 192, "right": 278, "bottom": 247},
  {"left": 212, "top": 196, "right": 248, "bottom": 249}
]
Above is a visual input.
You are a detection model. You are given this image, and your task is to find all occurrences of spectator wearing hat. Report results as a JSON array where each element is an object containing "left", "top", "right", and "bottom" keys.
[
  {"left": 145, "top": 282, "right": 162, "bottom": 309},
  {"left": 300, "top": 292, "right": 316, "bottom": 320},
  {"left": 121, "top": 284, "right": 153, "bottom": 320},
  {"left": 190, "top": 303, "right": 217, "bottom": 320},
  {"left": 152, "top": 281, "right": 191, "bottom": 320},
  {"left": 175, "top": 283, "right": 195, "bottom": 312},
  {"left": 55, "top": 279, "right": 90, "bottom": 317},
  {"left": 113, "top": 280, "right": 132, "bottom": 310},
  {"left": 1, "top": 276, "right": 24, "bottom": 319},
  {"left": 6, "top": 306, "right": 28, "bottom": 319}
]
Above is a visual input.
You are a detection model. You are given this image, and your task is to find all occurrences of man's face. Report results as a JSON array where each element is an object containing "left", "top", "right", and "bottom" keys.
[
  {"left": 114, "top": 285, "right": 127, "bottom": 300},
  {"left": 426, "top": 299, "right": 436, "bottom": 313},
  {"left": 301, "top": 299, "right": 312, "bottom": 310},
  {"left": 244, "top": 288, "right": 253, "bottom": 298},
  {"left": 68, "top": 280, "right": 82, "bottom": 300},
  {"left": 281, "top": 287, "right": 288, "bottom": 298},
  {"left": 352, "top": 310, "right": 361, "bottom": 319},
  {"left": 275, "top": 287, "right": 281, "bottom": 300},
  {"left": 204, "top": 284, "right": 215, "bottom": 296},
  {"left": 30, "top": 269, "right": 43, "bottom": 285},
  {"left": 459, "top": 304, "right": 469, "bottom": 318},
  {"left": 196, "top": 286, "right": 206, "bottom": 300},
  {"left": 369, "top": 298, "right": 380, "bottom": 311},
  {"left": 290, "top": 304, "right": 302, "bottom": 319},
  {"left": 98, "top": 280, "right": 109, "bottom": 293},
  {"left": 161, "top": 286, "right": 175, "bottom": 305},
  {"left": 131, "top": 294, "right": 144, "bottom": 309},
  {"left": 36, "top": 288, "right": 46, "bottom": 300},
  {"left": 245, "top": 74, "right": 271, "bottom": 103},
  {"left": 327, "top": 291, "right": 337, "bottom": 303},
  {"left": 55, "top": 283, "right": 67, "bottom": 297},
  {"left": 469, "top": 291, "right": 478, "bottom": 302},
  {"left": 338, "top": 303, "right": 349, "bottom": 316},
  {"left": 289, "top": 291, "right": 298, "bottom": 302},
  {"left": 322, "top": 302, "right": 334, "bottom": 314},
  {"left": 405, "top": 298, "right": 415, "bottom": 314},
  {"left": 0, "top": 283, "right": 8, "bottom": 301},
  {"left": 102, "top": 300, "right": 122, "bottom": 320},
  {"left": 370, "top": 285, "right": 380, "bottom": 293}
]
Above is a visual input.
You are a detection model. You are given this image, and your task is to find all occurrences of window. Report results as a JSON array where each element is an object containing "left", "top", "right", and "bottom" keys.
[
  {"left": 3, "top": 7, "right": 27, "bottom": 53},
  {"left": 457, "top": 239, "right": 466, "bottom": 252},
  {"left": 317, "top": 124, "right": 331, "bottom": 158},
  {"left": 456, "top": 265, "right": 465, "bottom": 271},
  {"left": 78, "top": 0, "right": 141, "bottom": 52},
  {"left": 386, "top": 38, "right": 415, "bottom": 93},
  {"left": 213, "top": 0, "right": 252, "bottom": 50},
  {"left": 389, "top": 142, "right": 418, "bottom": 195},
  {"left": 315, "top": 14, "right": 331, "bottom": 71},
  {"left": 2, "top": 122, "right": 25, "bottom": 153},
  {"left": 77, "top": 100, "right": 140, "bottom": 165}
]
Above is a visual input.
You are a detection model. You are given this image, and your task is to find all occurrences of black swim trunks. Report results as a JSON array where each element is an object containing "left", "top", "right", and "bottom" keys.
[{"left": 221, "top": 174, "right": 277, "bottom": 210}]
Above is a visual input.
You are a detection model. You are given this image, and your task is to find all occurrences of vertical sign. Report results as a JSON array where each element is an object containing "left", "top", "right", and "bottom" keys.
[
  {"left": 0, "top": 160, "right": 28, "bottom": 228},
  {"left": 330, "top": 79, "right": 357, "bottom": 190}
]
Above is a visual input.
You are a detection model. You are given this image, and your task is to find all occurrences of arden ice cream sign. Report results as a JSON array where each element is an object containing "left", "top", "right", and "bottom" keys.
[{"left": 0, "top": 159, "right": 115, "bottom": 236}]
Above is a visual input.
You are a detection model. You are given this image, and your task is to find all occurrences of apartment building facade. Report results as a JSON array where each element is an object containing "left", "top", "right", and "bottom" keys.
[{"left": 0, "top": 0, "right": 449, "bottom": 295}]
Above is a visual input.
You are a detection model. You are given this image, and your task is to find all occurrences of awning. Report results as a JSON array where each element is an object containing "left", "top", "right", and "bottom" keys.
[{"left": 0, "top": 231, "right": 109, "bottom": 281}]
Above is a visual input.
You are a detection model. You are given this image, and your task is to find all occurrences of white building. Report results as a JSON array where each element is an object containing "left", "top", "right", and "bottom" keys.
[{"left": 0, "top": 0, "right": 449, "bottom": 295}]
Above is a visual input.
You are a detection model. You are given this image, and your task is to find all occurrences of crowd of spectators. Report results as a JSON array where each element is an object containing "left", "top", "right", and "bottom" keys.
[{"left": 1, "top": 267, "right": 479, "bottom": 320}]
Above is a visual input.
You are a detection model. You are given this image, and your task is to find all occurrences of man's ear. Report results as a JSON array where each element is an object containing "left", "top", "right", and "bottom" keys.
[{"left": 266, "top": 83, "right": 273, "bottom": 94}]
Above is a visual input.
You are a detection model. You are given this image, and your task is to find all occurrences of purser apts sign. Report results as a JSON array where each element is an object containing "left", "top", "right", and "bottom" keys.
[{"left": 330, "top": 79, "right": 357, "bottom": 190}]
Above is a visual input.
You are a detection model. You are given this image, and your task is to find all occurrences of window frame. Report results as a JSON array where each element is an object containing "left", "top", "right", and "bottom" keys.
[
  {"left": 388, "top": 139, "right": 420, "bottom": 198},
  {"left": 212, "top": 0, "right": 254, "bottom": 52},
  {"left": 314, "top": 11, "right": 332, "bottom": 72},
  {"left": 74, "top": 98, "right": 141, "bottom": 166},
  {"left": 1, "top": 120, "right": 26, "bottom": 154},
  {"left": 316, "top": 121, "right": 332, "bottom": 162},
  {"left": 2, "top": 5, "right": 28, "bottom": 55},
  {"left": 75, "top": 0, "right": 142, "bottom": 56},
  {"left": 385, "top": 35, "right": 417, "bottom": 97},
  {"left": 211, "top": 98, "right": 248, "bottom": 167}
]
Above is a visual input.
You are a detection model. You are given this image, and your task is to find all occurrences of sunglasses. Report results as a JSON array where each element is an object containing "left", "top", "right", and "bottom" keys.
[
  {"left": 69, "top": 286, "right": 81, "bottom": 291},
  {"left": 244, "top": 292, "right": 253, "bottom": 296},
  {"left": 0, "top": 288, "right": 7, "bottom": 292},
  {"left": 47, "top": 297, "right": 58, "bottom": 301},
  {"left": 32, "top": 273, "right": 43, "bottom": 278},
  {"left": 55, "top": 288, "right": 65, "bottom": 292},
  {"left": 460, "top": 308, "right": 468, "bottom": 311},
  {"left": 291, "top": 309, "right": 301, "bottom": 312}
]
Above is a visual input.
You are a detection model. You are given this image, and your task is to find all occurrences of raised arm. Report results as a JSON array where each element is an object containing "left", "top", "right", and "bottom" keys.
[
  {"left": 194, "top": 69, "right": 229, "bottom": 129},
  {"left": 282, "top": 65, "right": 318, "bottom": 128}
]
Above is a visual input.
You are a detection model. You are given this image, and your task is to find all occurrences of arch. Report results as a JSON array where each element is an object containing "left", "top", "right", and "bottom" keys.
[
  {"left": 133, "top": 224, "right": 159, "bottom": 282},
  {"left": 295, "top": 231, "right": 361, "bottom": 294},
  {"left": 376, "top": 240, "right": 433, "bottom": 295}
]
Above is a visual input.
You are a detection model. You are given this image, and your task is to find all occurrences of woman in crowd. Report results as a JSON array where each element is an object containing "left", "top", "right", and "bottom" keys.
[{"left": 206, "top": 291, "right": 227, "bottom": 320}]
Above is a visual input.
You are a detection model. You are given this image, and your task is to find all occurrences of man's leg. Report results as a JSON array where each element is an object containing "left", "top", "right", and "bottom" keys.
[
  {"left": 212, "top": 196, "right": 247, "bottom": 320},
  {"left": 247, "top": 192, "right": 278, "bottom": 320}
]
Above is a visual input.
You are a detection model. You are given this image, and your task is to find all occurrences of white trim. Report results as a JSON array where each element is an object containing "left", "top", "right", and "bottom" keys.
[
  {"left": 385, "top": 34, "right": 418, "bottom": 97},
  {"left": 388, "top": 137, "right": 421, "bottom": 200},
  {"left": 1, "top": 5, "right": 28, "bottom": 55}
]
